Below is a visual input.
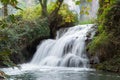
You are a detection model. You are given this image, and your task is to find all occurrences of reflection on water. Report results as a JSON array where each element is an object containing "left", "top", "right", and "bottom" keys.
[{"left": 6, "top": 67, "right": 120, "bottom": 80}]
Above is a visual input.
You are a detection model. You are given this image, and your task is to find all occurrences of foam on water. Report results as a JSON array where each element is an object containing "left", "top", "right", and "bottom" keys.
[{"left": 30, "top": 24, "right": 95, "bottom": 67}]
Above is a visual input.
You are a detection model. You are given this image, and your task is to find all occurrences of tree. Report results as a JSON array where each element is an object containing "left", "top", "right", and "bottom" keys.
[
  {"left": 38, "top": 0, "right": 64, "bottom": 18},
  {"left": 38, "top": 0, "right": 48, "bottom": 17},
  {"left": 0, "top": 0, "right": 18, "bottom": 17},
  {"left": 48, "top": 0, "right": 64, "bottom": 38},
  {"left": 3, "top": 3, "right": 7, "bottom": 16},
  {"left": 49, "top": 0, "right": 64, "bottom": 22},
  {"left": 38, "top": 0, "right": 64, "bottom": 38}
]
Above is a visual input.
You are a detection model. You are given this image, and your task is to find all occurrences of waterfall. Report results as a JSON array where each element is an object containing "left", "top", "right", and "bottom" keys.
[
  {"left": 78, "top": 0, "right": 99, "bottom": 21},
  {"left": 30, "top": 24, "right": 96, "bottom": 68},
  {"left": 1, "top": 24, "right": 96, "bottom": 76},
  {"left": 0, "top": 0, "right": 99, "bottom": 76},
  {"left": 89, "top": 0, "right": 99, "bottom": 19}
]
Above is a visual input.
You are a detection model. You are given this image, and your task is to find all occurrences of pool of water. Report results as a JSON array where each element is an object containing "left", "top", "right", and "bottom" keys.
[{"left": 2, "top": 65, "right": 120, "bottom": 80}]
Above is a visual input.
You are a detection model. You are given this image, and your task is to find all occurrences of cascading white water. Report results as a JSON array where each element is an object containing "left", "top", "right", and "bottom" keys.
[
  {"left": 0, "top": 24, "right": 96, "bottom": 76},
  {"left": 90, "top": 0, "right": 99, "bottom": 19},
  {"left": 30, "top": 24, "right": 95, "bottom": 68}
]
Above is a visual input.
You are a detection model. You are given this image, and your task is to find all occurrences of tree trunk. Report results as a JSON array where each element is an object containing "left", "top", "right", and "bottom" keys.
[
  {"left": 49, "top": 0, "right": 64, "bottom": 22},
  {"left": 39, "top": 0, "right": 64, "bottom": 38},
  {"left": 49, "top": 0, "right": 64, "bottom": 38},
  {"left": 3, "top": 4, "right": 8, "bottom": 17},
  {"left": 39, "top": 0, "right": 48, "bottom": 17}
]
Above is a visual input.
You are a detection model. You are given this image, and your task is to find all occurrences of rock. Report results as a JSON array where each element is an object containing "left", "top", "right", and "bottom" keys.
[
  {"left": 8, "top": 36, "right": 50, "bottom": 65},
  {"left": 0, "top": 70, "right": 6, "bottom": 80},
  {"left": 21, "top": 36, "right": 50, "bottom": 63},
  {"left": 90, "top": 55, "right": 100, "bottom": 64}
]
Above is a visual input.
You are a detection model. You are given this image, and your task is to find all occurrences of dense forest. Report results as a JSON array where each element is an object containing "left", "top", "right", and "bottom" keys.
[{"left": 0, "top": 0, "right": 120, "bottom": 79}]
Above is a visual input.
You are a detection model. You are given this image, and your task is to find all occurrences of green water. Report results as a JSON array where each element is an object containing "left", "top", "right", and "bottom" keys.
[{"left": 5, "top": 68, "right": 120, "bottom": 80}]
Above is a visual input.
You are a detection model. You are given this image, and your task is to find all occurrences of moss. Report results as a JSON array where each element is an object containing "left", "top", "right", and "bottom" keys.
[
  {"left": 79, "top": 20, "right": 95, "bottom": 25},
  {"left": 88, "top": 31, "right": 109, "bottom": 54},
  {"left": 95, "top": 56, "right": 120, "bottom": 72},
  {"left": 88, "top": 0, "right": 120, "bottom": 72}
]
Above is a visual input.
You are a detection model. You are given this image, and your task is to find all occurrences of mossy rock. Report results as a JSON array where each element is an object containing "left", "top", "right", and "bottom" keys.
[{"left": 88, "top": 0, "right": 120, "bottom": 72}]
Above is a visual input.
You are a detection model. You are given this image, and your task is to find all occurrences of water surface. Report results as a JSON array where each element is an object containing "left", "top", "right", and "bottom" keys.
[{"left": 3, "top": 66, "right": 120, "bottom": 80}]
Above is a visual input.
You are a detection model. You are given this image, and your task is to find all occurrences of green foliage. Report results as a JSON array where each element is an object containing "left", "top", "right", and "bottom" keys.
[
  {"left": 88, "top": 31, "right": 109, "bottom": 53},
  {"left": 87, "top": 0, "right": 92, "bottom": 2},
  {"left": 75, "top": 0, "right": 92, "bottom": 5},
  {"left": 0, "top": 1, "right": 77, "bottom": 67},
  {"left": 75, "top": 1, "right": 81, "bottom": 5},
  {"left": 0, "top": 0, "right": 18, "bottom": 5},
  {"left": 0, "top": 15, "right": 50, "bottom": 66},
  {"left": 79, "top": 20, "right": 95, "bottom": 24},
  {"left": 88, "top": 0, "right": 119, "bottom": 54},
  {"left": 98, "top": 6, "right": 111, "bottom": 25},
  {"left": 47, "top": 2, "right": 78, "bottom": 23},
  {"left": 18, "top": 2, "right": 77, "bottom": 23},
  {"left": 74, "top": 0, "right": 92, "bottom": 16},
  {"left": 18, "top": 5, "right": 42, "bottom": 20},
  {"left": 95, "top": 55, "right": 120, "bottom": 72},
  {"left": 80, "top": 6, "right": 90, "bottom": 15},
  {"left": 58, "top": 4, "right": 78, "bottom": 23},
  {"left": 88, "top": 0, "right": 120, "bottom": 72},
  {"left": 98, "top": 25, "right": 104, "bottom": 33},
  {"left": 0, "top": 0, "right": 21, "bottom": 10},
  {"left": 47, "top": 2, "right": 58, "bottom": 13}
]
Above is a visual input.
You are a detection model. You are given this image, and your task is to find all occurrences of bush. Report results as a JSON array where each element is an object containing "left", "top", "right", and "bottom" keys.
[
  {"left": 18, "top": 5, "right": 42, "bottom": 20},
  {"left": 88, "top": 31, "right": 109, "bottom": 53},
  {"left": 47, "top": 2, "right": 78, "bottom": 23},
  {"left": 0, "top": 1, "right": 77, "bottom": 67},
  {"left": 0, "top": 16, "right": 50, "bottom": 66},
  {"left": 88, "top": 0, "right": 120, "bottom": 72}
]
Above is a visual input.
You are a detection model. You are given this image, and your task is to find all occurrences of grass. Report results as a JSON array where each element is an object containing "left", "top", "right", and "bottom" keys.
[{"left": 79, "top": 19, "right": 95, "bottom": 25}]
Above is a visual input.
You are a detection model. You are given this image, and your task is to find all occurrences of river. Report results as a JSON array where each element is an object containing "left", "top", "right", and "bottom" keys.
[
  {"left": 3, "top": 66, "right": 120, "bottom": 80},
  {"left": 1, "top": 24, "right": 120, "bottom": 80}
]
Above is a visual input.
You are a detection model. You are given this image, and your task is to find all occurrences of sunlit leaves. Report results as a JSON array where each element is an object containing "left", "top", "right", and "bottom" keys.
[
  {"left": 74, "top": 0, "right": 92, "bottom": 5},
  {"left": 87, "top": 0, "right": 92, "bottom": 2},
  {"left": 105, "top": 0, "right": 109, "bottom": 2},
  {"left": 75, "top": 1, "right": 81, "bottom": 5},
  {"left": 0, "top": 20, "right": 7, "bottom": 28},
  {"left": 0, "top": 0, "right": 18, "bottom": 5},
  {"left": 58, "top": 4, "right": 77, "bottom": 23},
  {"left": 80, "top": 6, "right": 90, "bottom": 15},
  {"left": 0, "top": 0, "right": 8, "bottom": 4},
  {"left": 19, "top": 5, "right": 42, "bottom": 20},
  {"left": 85, "top": 11, "right": 89, "bottom": 15},
  {"left": 73, "top": 0, "right": 92, "bottom": 16},
  {"left": 64, "top": 14, "right": 75, "bottom": 22},
  {"left": 0, "top": 0, "right": 22, "bottom": 10}
]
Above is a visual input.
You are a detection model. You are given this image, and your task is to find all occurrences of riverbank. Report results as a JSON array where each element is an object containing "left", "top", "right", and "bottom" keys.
[{"left": 88, "top": 0, "right": 120, "bottom": 73}]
